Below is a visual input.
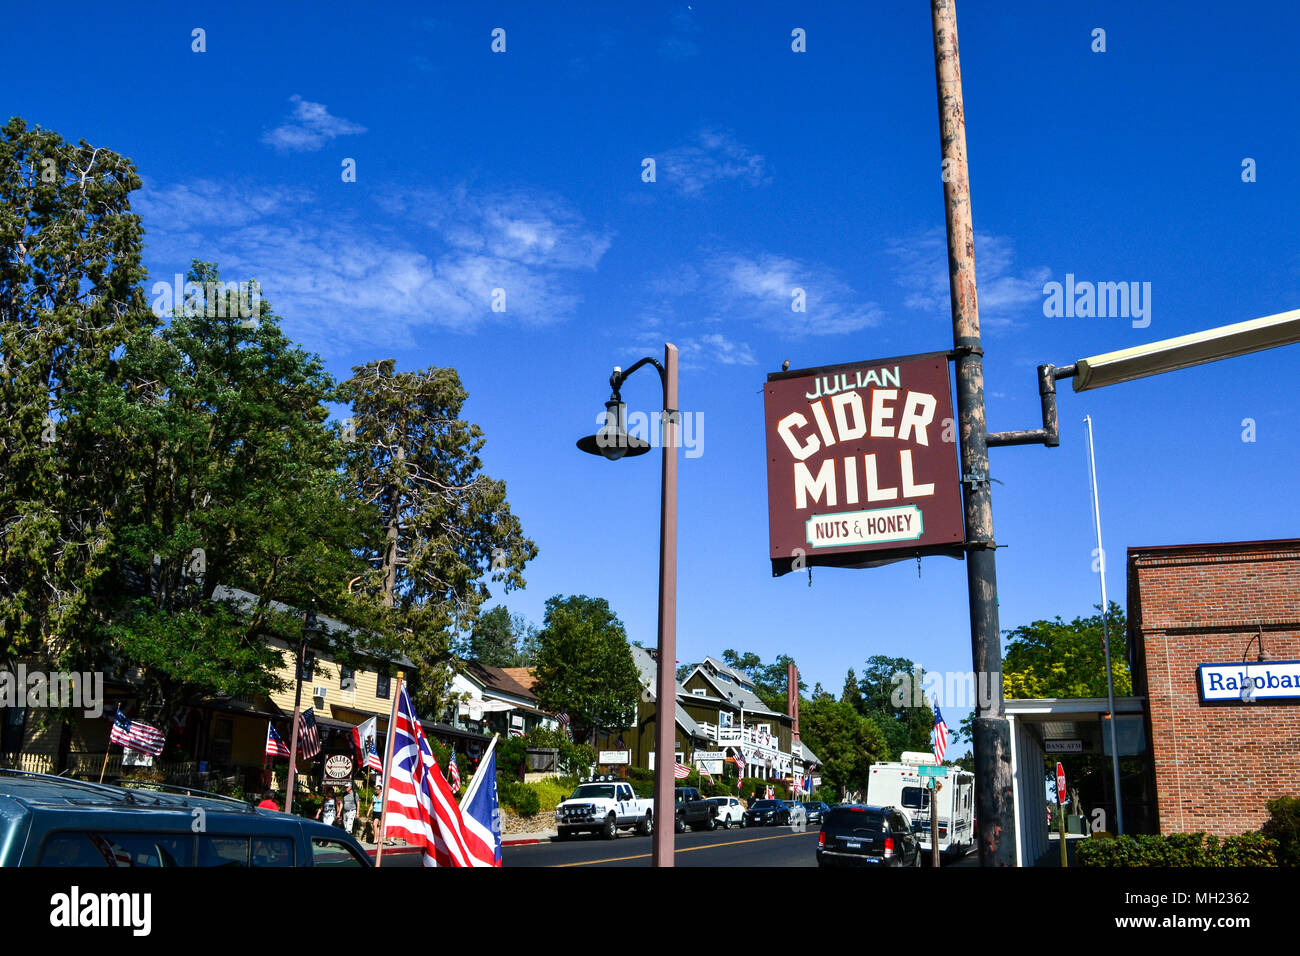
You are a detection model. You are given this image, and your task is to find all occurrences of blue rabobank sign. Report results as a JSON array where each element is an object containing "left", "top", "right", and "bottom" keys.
[{"left": 1198, "top": 660, "right": 1300, "bottom": 704}]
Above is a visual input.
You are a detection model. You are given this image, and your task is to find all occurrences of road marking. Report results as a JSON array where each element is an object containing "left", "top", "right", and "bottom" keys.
[{"left": 553, "top": 830, "right": 817, "bottom": 867}]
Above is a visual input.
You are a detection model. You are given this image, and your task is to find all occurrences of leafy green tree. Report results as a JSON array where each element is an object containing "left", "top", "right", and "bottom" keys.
[
  {"left": 463, "top": 605, "right": 538, "bottom": 667},
  {"left": 841, "top": 669, "right": 861, "bottom": 710},
  {"left": 798, "top": 697, "right": 889, "bottom": 800},
  {"left": 858, "top": 655, "right": 934, "bottom": 759},
  {"left": 532, "top": 595, "right": 641, "bottom": 744},
  {"left": 339, "top": 359, "right": 537, "bottom": 715},
  {"left": 0, "top": 117, "right": 153, "bottom": 667},
  {"left": 1003, "top": 602, "right": 1129, "bottom": 700},
  {"left": 94, "top": 261, "right": 378, "bottom": 719}
]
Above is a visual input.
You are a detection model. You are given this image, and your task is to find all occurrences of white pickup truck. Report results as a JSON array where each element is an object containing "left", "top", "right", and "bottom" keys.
[{"left": 554, "top": 780, "right": 654, "bottom": 840}]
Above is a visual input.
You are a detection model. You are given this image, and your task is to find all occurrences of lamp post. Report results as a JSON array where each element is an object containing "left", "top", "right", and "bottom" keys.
[
  {"left": 283, "top": 601, "right": 324, "bottom": 813},
  {"left": 577, "top": 343, "right": 679, "bottom": 867}
]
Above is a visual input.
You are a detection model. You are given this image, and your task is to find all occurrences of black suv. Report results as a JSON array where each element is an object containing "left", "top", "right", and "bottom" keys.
[
  {"left": 0, "top": 770, "right": 374, "bottom": 867},
  {"left": 674, "top": 787, "right": 717, "bottom": 832},
  {"left": 817, "top": 804, "right": 920, "bottom": 867}
]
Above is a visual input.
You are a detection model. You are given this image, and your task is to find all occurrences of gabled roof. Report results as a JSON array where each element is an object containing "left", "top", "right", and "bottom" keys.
[
  {"left": 630, "top": 645, "right": 707, "bottom": 741},
  {"left": 501, "top": 667, "right": 537, "bottom": 692},
  {"left": 687, "top": 660, "right": 782, "bottom": 717},
  {"left": 461, "top": 661, "right": 538, "bottom": 704}
]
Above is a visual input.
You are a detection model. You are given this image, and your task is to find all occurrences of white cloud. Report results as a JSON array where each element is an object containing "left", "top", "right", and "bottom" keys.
[
  {"left": 888, "top": 227, "right": 1049, "bottom": 330},
  {"left": 262, "top": 95, "right": 367, "bottom": 153},
  {"left": 655, "top": 129, "right": 768, "bottom": 196},
  {"left": 136, "top": 180, "right": 612, "bottom": 350}
]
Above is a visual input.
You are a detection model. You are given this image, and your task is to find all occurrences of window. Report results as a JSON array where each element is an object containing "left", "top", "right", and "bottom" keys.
[
  {"left": 251, "top": 836, "right": 295, "bottom": 867},
  {"left": 40, "top": 831, "right": 194, "bottom": 867},
  {"left": 312, "top": 838, "right": 369, "bottom": 867},
  {"left": 198, "top": 835, "right": 249, "bottom": 867},
  {"left": 375, "top": 671, "right": 390, "bottom": 699},
  {"left": 339, "top": 666, "right": 354, "bottom": 691},
  {"left": 901, "top": 786, "right": 931, "bottom": 810},
  {"left": 211, "top": 717, "right": 234, "bottom": 767}
]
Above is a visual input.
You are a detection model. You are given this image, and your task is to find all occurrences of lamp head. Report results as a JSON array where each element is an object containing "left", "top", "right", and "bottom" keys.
[{"left": 577, "top": 399, "right": 651, "bottom": 460}]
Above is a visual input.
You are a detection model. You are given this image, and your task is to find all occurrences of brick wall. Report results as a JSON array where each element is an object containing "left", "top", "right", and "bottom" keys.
[{"left": 1129, "top": 540, "right": 1300, "bottom": 836}]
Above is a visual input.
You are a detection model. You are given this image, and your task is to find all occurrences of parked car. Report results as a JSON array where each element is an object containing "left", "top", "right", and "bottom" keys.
[
  {"left": 706, "top": 795, "right": 746, "bottom": 829},
  {"left": 0, "top": 770, "right": 374, "bottom": 866},
  {"left": 674, "top": 787, "right": 717, "bottom": 832},
  {"left": 799, "top": 800, "right": 830, "bottom": 824},
  {"left": 743, "top": 799, "right": 792, "bottom": 827},
  {"left": 816, "top": 804, "right": 921, "bottom": 868},
  {"left": 555, "top": 780, "right": 653, "bottom": 839}
]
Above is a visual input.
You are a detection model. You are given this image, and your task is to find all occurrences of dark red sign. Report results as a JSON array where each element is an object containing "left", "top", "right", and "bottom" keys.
[
  {"left": 764, "top": 352, "right": 965, "bottom": 576},
  {"left": 1056, "top": 762, "right": 1067, "bottom": 804}
]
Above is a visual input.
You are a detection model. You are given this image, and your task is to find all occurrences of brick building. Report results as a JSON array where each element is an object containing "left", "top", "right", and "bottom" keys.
[{"left": 1128, "top": 538, "right": 1300, "bottom": 836}]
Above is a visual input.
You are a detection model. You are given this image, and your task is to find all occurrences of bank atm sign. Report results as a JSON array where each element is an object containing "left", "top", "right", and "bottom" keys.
[{"left": 764, "top": 353, "right": 965, "bottom": 575}]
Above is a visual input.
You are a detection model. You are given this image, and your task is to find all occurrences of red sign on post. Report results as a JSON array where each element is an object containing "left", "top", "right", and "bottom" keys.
[
  {"left": 1056, "top": 762, "right": 1067, "bottom": 805},
  {"left": 764, "top": 352, "right": 965, "bottom": 575}
]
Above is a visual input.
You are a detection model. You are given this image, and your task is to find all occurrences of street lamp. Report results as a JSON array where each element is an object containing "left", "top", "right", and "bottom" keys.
[
  {"left": 577, "top": 343, "right": 679, "bottom": 867},
  {"left": 283, "top": 601, "right": 324, "bottom": 812}
]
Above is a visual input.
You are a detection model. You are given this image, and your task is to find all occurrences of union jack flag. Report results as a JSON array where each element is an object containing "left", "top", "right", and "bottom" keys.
[
  {"left": 110, "top": 706, "right": 165, "bottom": 757},
  {"left": 448, "top": 748, "right": 461, "bottom": 794},
  {"left": 265, "top": 722, "right": 290, "bottom": 758},
  {"left": 932, "top": 699, "right": 948, "bottom": 764},
  {"left": 298, "top": 707, "right": 321, "bottom": 760},
  {"left": 673, "top": 761, "right": 691, "bottom": 779},
  {"left": 383, "top": 685, "right": 496, "bottom": 867}
]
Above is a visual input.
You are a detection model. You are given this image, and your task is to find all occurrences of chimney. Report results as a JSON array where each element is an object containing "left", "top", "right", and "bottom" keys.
[{"left": 787, "top": 662, "right": 799, "bottom": 739}]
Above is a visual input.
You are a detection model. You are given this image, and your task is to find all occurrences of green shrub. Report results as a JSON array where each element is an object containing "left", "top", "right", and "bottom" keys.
[
  {"left": 559, "top": 742, "right": 597, "bottom": 778},
  {"left": 524, "top": 726, "right": 568, "bottom": 749},
  {"left": 1263, "top": 796, "right": 1300, "bottom": 867},
  {"left": 529, "top": 776, "right": 578, "bottom": 812},
  {"left": 500, "top": 780, "right": 541, "bottom": 816},
  {"left": 1076, "top": 831, "right": 1278, "bottom": 867}
]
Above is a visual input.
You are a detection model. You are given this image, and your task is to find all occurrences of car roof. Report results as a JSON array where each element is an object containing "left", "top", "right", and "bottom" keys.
[{"left": 0, "top": 770, "right": 263, "bottom": 814}]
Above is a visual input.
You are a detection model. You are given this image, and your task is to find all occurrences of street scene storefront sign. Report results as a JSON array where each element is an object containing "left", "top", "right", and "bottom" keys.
[
  {"left": 324, "top": 754, "right": 353, "bottom": 786},
  {"left": 764, "top": 352, "right": 965, "bottom": 575},
  {"left": 1198, "top": 659, "right": 1300, "bottom": 704}
]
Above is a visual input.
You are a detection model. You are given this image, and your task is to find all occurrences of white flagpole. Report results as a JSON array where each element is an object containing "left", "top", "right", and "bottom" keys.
[
  {"left": 1085, "top": 415, "right": 1125, "bottom": 836},
  {"left": 460, "top": 733, "right": 500, "bottom": 807}
]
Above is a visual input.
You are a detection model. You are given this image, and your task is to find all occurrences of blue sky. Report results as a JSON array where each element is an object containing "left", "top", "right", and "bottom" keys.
[{"left": 5, "top": 2, "right": 1298, "bottom": 748}]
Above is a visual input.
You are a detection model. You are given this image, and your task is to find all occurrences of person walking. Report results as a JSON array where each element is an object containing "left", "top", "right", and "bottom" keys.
[{"left": 342, "top": 783, "right": 358, "bottom": 835}]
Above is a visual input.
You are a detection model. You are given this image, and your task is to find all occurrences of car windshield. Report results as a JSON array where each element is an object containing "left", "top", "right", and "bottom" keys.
[
  {"left": 569, "top": 785, "right": 615, "bottom": 801},
  {"left": 751, "top": 801, "right": 779, "bottom": 809}
]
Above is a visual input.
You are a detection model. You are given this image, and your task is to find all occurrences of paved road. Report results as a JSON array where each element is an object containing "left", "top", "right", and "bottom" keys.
[{"left": 505, "top": 825, "right": 820, "bottom": 867}]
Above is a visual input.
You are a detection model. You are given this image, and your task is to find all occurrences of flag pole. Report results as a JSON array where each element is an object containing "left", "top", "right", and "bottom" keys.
[
  {"left": 374, "top": 671, "right": 405, "bottom": 867},
  {"left": 460, "top": 733, "right": 499, "bottom": 807},
  {"left": 1085, "top": 415, "right": 1125, "bottom": 835},
  {"left": 99, "top": 745, "right": 113, "bottom": 784}
]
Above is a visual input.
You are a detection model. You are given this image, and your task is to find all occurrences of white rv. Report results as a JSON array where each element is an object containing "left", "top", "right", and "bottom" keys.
[{"left": 866, "top": 752, "right": 975, "bottom": 859}]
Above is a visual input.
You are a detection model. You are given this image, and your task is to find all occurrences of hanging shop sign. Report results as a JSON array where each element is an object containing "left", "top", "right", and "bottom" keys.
[{"left": 765, "top": 352, "right": 965, "bottom": 575}]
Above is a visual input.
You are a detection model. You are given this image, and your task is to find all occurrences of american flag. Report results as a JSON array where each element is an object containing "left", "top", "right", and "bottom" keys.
[
  {"left": 88, "top": 833, "right": 134, "bottom": 867},
  {"left": 298, "top": 707, "right": 321, "bottom": 760},
  {"left": 699, "top": 766, "right": 714, "bottom": 784},
  {"left": 792, "top": 776, "right": 802, "bottom": 796},
  {"left": 673, "top": 761, "right": 691, "bottom": 779},
  {"left": 110, "top": 706, "right": 165, "bottom": 757},
  {"left": 265, "top": 722, "right": 290, "bottom": 758},
  {"left": 364, "top": 734, "right": 383, "bottom": 773},
  {"left": 383, "top": 684, "right": 496, "bottom": 867},
  {"left": 448, "top": 748, "right": 461, "bottom": 794},
  {"left": 933, "top": 699, "right": 948, "bottom": 763}
]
